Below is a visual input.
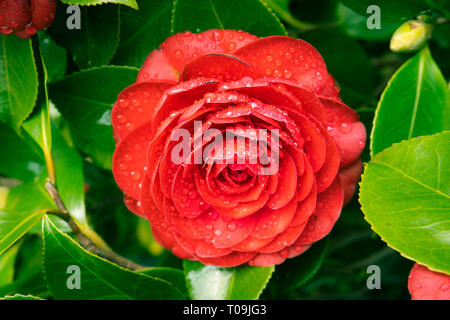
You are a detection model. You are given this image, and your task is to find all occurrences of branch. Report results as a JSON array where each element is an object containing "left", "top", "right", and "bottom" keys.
[{"left": 45, "top": 180, "right": 145, "bottom": 271}]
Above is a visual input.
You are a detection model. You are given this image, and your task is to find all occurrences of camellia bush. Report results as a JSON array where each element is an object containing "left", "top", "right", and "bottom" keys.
[{"left": 0, "top": 0, "right": 449, "bottom": 301}]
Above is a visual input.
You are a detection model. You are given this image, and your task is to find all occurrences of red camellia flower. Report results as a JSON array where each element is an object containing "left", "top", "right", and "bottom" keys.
[
  {"left": 111, "top": 30, "right": 366, "bottom": 267},
  {"left": 408, "top": 263, "right": 450, "bottom": 300},
  {"left": 0, "top": 0, "right": 56, "bottom": 39}
]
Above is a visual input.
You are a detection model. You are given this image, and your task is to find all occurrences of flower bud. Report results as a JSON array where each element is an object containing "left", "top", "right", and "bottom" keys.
[{"left": 390, "top": 20, "right": 432, "bottom": 53}]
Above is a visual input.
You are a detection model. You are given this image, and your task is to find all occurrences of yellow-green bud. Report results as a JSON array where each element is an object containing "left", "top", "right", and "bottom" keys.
[{"left": 390, "top": 20, "right": 432, "bottom": 53}]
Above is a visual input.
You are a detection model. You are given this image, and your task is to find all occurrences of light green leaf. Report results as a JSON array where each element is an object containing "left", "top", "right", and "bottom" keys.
[
  {"left": 0, "top": 243, "right": 20, "bottom": 286},
  {"left": 49, "top": 66, "right": 139, "bottom": 170},
  {"left": 112, "top": 0, "right": 173, "bottom": 67},
  {"left": 183, "top": 261, "right": 274, "bottom": 300},
  {"left": 360, "top": 132, "right": 450, "bottom": 274},
  {"left": 60, "top": 0, "right": 138, "bottom": 9},
  {"left": 172, "top": 0, "right": 287, "bottom": 37},
  {"left": 51, "top": 127, "right": 86, "bottom": 224},
  {"left": 0, "top": 209, "right": 46, "bottom": 256},
  {"left": 371, "top": 47, "right": 450, "bottom": 155},
  {"left": 42, "top": 217, "right": 184, "bottom": 299},
  {"left": 0, "top": 294, "right": 44, "bottom": 300},
  {"left": 0, "top": 36, "right": 38, "bottom": 132}
]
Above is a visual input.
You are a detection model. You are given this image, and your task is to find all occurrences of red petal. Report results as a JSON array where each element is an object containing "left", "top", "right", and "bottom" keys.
[
  {"left": 0, "top": 0, "right": 30, "bottom": 32},
  {"left": 123, "top": 193, "right": 145, "bottom": 217},
  {"left": 408, "top": 264, "right": 450, "bottom": 300},
  {"left": 198, "top": 251, "right": 256, "bottom": 267},
  {"left": 321, "top": 73, "right": 340, "bottom": 99},
  {"left": 152, "top": 227, "right": 193, "bottom": 259},
  {"left": 287, "top": 244, "right": 311, "bottom": 259},
  {"left": 196, "top": 241, "right": 233, "bottom": 258},
  {"left": 257, "top": 223, "right": 307, "bottom": 253},
  {"left": 234, "top": 36, "right": 328, "bottom": 94},
  {"left": 252, "top": 196, "right": 297, "bottom": 239},
  {"left": 296, "top": 156, "right": 314, "bottom": 201},
  {"left": 309, "top": 116, "right": 341, "bottom": 193},
  {"left": 321, "top": 97, "right": 366, "bottom": 168},
  {"left": 268, "top": 79, "right": 328, "bottom": 124},
  {"left": 291, "top": 182, "right": 317, "bottom": 226},
  {"left": 151, "top": 79, "right": 217, "bottom": 131},
  {"left": 180, "top": 53, "right": 262, "bottom": 82},
  {"left": 30, "top": 0, "right": 57, "bottom": 30},
  {"left": 339, "top": 159, "right": 362, "bottom": 205},
  {"left": 296, "top": 177, "right": 343, "bottom": 245},
  {"left": 216, "top": 188, "right": 270, "bottom": 219},
  {"left": 248, "top": 252, "right": 286, "bottom": 267},
  {"left": 159, "top": 30, "right": 258, "bottom": 74},
  {"left": 140, "top": 174, "right": 167, "bottom": 231},
  {"left": 171, "top": 166, "right": 210, "bottom": 218},
  {"left": 267, "top": 152, "right": 297, "bottom": 209},
  {"left": 112, "top": 81, "right": 174, "bottom": 141},
  {"left": 138, "top": 50, "right": 179, "bottom": 82},
  {"left": 231, "top": 235, "right": 275, "bottom": 252},
  {"left": 112, "top": 122, "right": 152, "bottom": 198}
]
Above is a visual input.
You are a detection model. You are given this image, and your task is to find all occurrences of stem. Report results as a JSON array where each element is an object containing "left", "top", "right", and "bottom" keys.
[{"left": 45, "top": 180, "right": 145, "bottom": 271}]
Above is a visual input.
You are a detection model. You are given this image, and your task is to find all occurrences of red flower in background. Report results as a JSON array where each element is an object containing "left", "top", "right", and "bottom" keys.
[
  {"left": 111, "top": 30, "right": 366, "bottom": 267},
  {"left": 0, "top": 0, "right": 56, "bottom": 39},
  {"left": 408, "top": 264, "right": 450, "bottom": 300}
]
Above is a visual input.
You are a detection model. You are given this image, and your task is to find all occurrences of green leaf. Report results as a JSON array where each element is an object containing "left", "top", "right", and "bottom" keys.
[
  {"left": 23, "top": 37, "right": 54, "bottom": 184},
  {"left": 371, "top": 47, "right": 450, "bottom": 155},
  {"left": 112, "top": 0, "right": 173, "bottom": 67},
  {"left": 49, "top": 66, "right": 139, "bottom": 170},
  {"left": 0, "top": 243, "right": 20, "bottom": 286},
  {"left": 48, "top": 3, "right": 120, "bottom": 69},
  {"left": 360, "top": 132, "right": 450, "bottom": 274},
  {"left": 0, "top": 122, "right": 44, "bottom": 182},
  {"left": 339, "top": 0, "right": 429, "bottom": 22},
  {"left": 300, "top": 28, "right": 376, "bottom": 105},
  {"left": 0, "top": 294, "right": 44, "bottom": 300},
  {"left": 172, "top": 0, "right": 287, "bottom": 37},
  {"left": 0, "top": 36, "right": 38, "bottom": 132},
  {"left": 183, "top": 261, "right": 274, "bottom": 300},
  {"left": 268, "top": 237, "right": 329, "bottom": 292},
  {"left": 42, "top": 216, "right": 184, "bottom": 299},
  {"left": 337, "top": 4, "right": 400, "bottom": 41},
  {"left": 0, "top": 209, "right": 46, "bottom": 255},
  {"left": 51, "top": 126, "right": 86, "bottom": 224},
  {"left": 0, "top": 271, "right": 47, "bottom": 298},
  {"left": 60, "top": 0, "right": 138, "bottom": 10},
  {"left": 39, "top": 33, "right": 67, "bottom": 83},
  {"left": 140, "top": 267, "right": 188, "bottom": 296}
]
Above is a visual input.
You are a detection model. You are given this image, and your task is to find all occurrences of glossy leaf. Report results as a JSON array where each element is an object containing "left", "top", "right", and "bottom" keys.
[
  {"left": 0, "top": 294, "right": 44, "bottom": 300},
  {"left": 301, "top": 28, "right": 376, "bottom": 105},
  {"left": 172, "top": 0, "right": 287, "bottom": 37},
  {"left": 42, "top": 217, "right": 184, "bottom": 300},
  {"left": 0, "top": 122, "right": 44, "bottom": 182},
  {"left": 360, "top": 132, "right": 450, "bottom": 274},
  {"left": 339, "top": 0, "right": 429, "bottom": 22},
  {"left": 112, "top": 0, "right": 173, "bottom": 67},
  {"left": 371, "top": 47, "right": 450, "bottom": 155},
  {"left": 140, "top": 267, "right": 188, "bottom": 297},
  {"left": 48, "top": 3, "right": 120, "bottom": 69},
  {"left": 0, "top": 243, "right": 20, "bottom": 286},
  {"left": 0, "top": 208, "right": 46, "bottom": 255},
  {"left": 51, "top": 126, "right": 86, "bottom": 224},
  {"left": 184, "top": 260, "right": 274, "bottom": 300},
  {"left": 269, "top": 237, "right": 329, "bottom": 292},
  {"left": 39, "top": 32, "right": 67, "bottom": 83},
  {"left": 60, "top": 0, "right": 138, "bottom": 10},
  {"left": 49, "top": 66, "right": 139, "bottom": 169},
  {"left": 0, "top": 36, "right": 38, "bottom": 132}
]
